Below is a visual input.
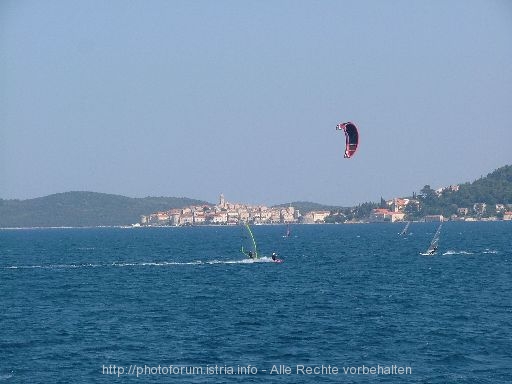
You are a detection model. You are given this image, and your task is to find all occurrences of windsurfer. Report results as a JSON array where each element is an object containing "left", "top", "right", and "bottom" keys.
[{"left": 271, "top": 252, "right": 277, "bottom": 261}]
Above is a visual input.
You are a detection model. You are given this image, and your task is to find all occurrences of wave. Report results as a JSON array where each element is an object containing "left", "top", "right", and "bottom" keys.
[
  {"left": 2, "top": 257, "right": 277, "bottom": 270},
  {"left": 4, "top": 263, "right": 103, "bottom": 269},
  {"left": 443, "top": 249, "right": 500, "bottom": 256},
  {"left": 0, "top": 373, "right": 13, "bottom": 381},
  {"left": 443, "top": 250, "right": 474, "bottom": 256}
]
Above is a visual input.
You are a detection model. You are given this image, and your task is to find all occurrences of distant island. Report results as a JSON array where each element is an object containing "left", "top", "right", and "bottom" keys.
[
  {"left": 0, "top": 192, "right": 208, "bottom": 228},
  {"left": 1, "top": 165, "right": 511, "bottom": 228},
  {"left": 141, "top": 165, "right": 512, "bottom": 226}
]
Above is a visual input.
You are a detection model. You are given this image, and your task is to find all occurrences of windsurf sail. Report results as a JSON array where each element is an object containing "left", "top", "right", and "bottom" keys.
[
  {"left": 400, "top": 221, "right": 410, "bottom": 236},
  {"left": 240, "top": 222, "right": 258, "bottom": 259},
  {"left": 336, "top": 122, "right": 359, "bottom": 158},
  {"left": 424, "top": 223, "right": 442, "bottom": 255}
]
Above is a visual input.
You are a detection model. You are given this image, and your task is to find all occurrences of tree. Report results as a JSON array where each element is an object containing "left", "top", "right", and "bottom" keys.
[{"left": 420, "top": 185, "right": 437, "bottom": 201}]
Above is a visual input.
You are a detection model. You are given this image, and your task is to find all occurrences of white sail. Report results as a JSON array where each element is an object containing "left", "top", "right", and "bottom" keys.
[
  {"left": 400, "top": 221, "right": 410, "bottom": 236},
  {"left": 424, "top": 224, "right": 442, "bottom": 255}
]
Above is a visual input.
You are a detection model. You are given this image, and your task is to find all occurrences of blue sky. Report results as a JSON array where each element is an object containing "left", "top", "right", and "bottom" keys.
[{"left": 1, "top": 0, "right": 511, "bottom": 206}]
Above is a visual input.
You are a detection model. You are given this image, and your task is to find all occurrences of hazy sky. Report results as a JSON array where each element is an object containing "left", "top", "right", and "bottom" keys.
[{"left": 1, "top": 0, "right": 511, "bottom": 206}]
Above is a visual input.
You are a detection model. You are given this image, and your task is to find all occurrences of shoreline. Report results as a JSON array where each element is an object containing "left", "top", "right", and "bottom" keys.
[{"left": 0, "top": 219, "right": 509, "bottom": 231}]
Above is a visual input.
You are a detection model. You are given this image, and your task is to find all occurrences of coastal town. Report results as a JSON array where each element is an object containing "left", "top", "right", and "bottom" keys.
[
  {"left": 140, "top": 194, "right": 313, "bottom": 226},
  {"left": 140, "top": 190, "right": 512, "bottom": 227}
]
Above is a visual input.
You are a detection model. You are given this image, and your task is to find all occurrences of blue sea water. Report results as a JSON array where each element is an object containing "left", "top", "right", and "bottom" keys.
[{"left": 1, "top": 222, "right": 511, "bottom": 383}]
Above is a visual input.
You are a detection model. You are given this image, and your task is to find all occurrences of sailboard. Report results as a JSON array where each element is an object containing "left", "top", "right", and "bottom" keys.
[
  {"left": 399, "top": 221, "right": 410, "bottom": 236},
  {"left": 283, "top": 224, "right": 291, "bottom": 238},
  {"left": 240, "top": 222, "right": 283, "bottom": 263},
  {"left": 421, "top": 223, "right": 442, "bottom": 256}
]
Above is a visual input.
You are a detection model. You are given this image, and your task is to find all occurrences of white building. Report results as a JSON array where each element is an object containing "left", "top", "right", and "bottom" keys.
[{"left": 425, "top": 215, "right": 444, "bottom": 222}]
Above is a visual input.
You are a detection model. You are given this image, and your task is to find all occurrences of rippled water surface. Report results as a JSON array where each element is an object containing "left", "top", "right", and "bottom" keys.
[{"left": 1, "top": 222, "right": 511, "bottom": 383}]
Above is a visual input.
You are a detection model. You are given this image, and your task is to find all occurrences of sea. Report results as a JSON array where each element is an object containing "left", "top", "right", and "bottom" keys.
[{"left": 0, "top": 222, "right": 511, "bottom": 383}]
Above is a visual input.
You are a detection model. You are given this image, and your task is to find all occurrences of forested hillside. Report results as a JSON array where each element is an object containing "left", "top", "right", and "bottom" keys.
[
  {"left": 411, "top": 165, "right": 512, "bottom": 218},
  {"left": 0, "top": 192, "right": 209, "bottom": 228}
]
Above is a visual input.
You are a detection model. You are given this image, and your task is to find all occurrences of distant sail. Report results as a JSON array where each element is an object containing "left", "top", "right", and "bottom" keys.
[
  {"left": 424, "top": 224, "right": 442, "bottom": 255},
  {"left": 400, "top": 221, "right": 410, "bottom": 236}
]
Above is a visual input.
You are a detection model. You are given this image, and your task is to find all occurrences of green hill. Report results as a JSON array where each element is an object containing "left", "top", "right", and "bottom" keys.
[
  {"left": 411, "top": 165, "right": 512, "bottom": 218},
  {"left": 282, "top": 165, "right": 512, "bottom": 221},
  {"left": 0, "top": 191, "right": 209, "bottom": 228},
  {"left": 455, "top": 165, "right": 512, "bottom": 205}
]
